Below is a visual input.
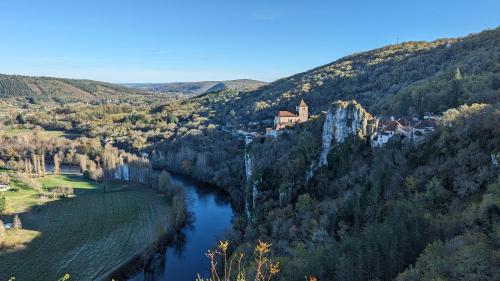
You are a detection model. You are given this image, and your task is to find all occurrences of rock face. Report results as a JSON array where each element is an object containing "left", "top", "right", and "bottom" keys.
[
  {"left": 244, "top": 135, "right": 259, "bottom": 220},
  {"left": 307, "top": 100, "right": 377, "bottom": 180},
  {"left": 244, "top": 147, "right": 253, "bottom": 219}
]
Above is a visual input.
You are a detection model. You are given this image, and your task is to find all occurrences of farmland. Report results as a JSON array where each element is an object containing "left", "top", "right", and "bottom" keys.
[
  {"left": 0, "top": 173, "right": 170, "bottom": 281},
  {"left": 0, "top": 172, "right": 107, "bottom": 214}
]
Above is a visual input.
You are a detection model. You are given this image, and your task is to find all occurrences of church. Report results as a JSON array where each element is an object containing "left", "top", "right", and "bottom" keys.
[{"left": 266, "top": 99, "right": 309, "bottom": 136}]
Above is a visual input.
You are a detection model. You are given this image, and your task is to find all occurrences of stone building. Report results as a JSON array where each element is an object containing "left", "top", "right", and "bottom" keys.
[
  {"left": 272, "top": 99, "right": 309, "bottom": 130},
  {"left": 266, "top": 99, "right": 309, "bottom": 136}
]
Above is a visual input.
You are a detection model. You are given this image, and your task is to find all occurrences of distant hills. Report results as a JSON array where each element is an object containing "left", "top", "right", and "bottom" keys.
[
  {"left": 123, "top": 79, "right": 268, "bottom": 95},
  {"left": 0, "top": 73, "right": 267, "bottom": 104},
  {"left": 0, "top": 74, "right": 148, "bottom": 104}
]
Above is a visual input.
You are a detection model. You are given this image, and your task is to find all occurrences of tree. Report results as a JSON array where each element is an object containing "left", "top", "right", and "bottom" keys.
[
  {"left": 13, "top": 214, "right": 22, "bottom": 229},
  {"left": 16, "top": 113, "right": 26, "bottom": 124},
  {"left": 33, "top": 126, "right": 42, "bottom": 139},
  {"left": 77, "top": 154, "right": 88, "bottom": 173},
  {"left": 0, "top": 219, "right": 6, "bottom": 244},
  {"left": 158, "top": 169, "right": 171, "bottom": 192},
  {"left": 405, "top": 176, "right": 418, "bottom": 194},
  {"left": 0, "top": 174, "right": 10, "bottom": 185},
  {"left": 181, "top": 159, "right": 193, "bottom": 174},
  {"left": 454, "top": 67, "right": 463, "bottom": 80},
  {"left": 0, "top": 197, "right": 5, "bottom": 214},
  {"left": 32, "top": 154, "right": 38, "bottom": 176},
  {"left": 40, "top": 152, "right": 46, "bottom": 177},
  {"left": 102, "top": 144, "right": 118, "bottom": 180},
  {"left": 53, "top": 154, "right": 61, "bottom": 175}
]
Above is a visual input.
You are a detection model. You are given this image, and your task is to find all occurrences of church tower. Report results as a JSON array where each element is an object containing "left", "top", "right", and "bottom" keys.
[{"left": 296, "top": 98, "right": 308, "bottom": 122}]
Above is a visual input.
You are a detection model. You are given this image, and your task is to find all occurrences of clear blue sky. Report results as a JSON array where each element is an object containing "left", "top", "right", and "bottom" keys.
[{"left": 0, "top": 0, "right": 498, "bottom": 83}]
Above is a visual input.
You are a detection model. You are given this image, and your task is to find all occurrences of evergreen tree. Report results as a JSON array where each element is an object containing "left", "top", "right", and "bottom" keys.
[
  {"left": 0, "top": 197, "right": 6, "bottom": 214},
  {"left": 158, "top": 169, "right": 171, "bottom": 192},
  {"left": 16, "top": 113, "right": 26, "bottom": 124}
]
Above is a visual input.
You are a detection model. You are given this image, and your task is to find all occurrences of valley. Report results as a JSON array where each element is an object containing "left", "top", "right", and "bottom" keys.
[
  {"left": 0, "top": 26, "right": 499, "bottom": 281},
  {"left": 123, "top": 79, "right": 268, "bottom": 96}
]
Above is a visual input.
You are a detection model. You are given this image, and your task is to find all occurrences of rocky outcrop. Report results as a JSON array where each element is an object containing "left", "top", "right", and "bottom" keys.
[
  {"left": 244, "top": 136, "right": 259, "bottom": 220},
  {"left": 307, "top": 100, "right": 377, "bottom": 180},
  {"left": 244, "top": 147, "right": 253, "bottom": 219}
]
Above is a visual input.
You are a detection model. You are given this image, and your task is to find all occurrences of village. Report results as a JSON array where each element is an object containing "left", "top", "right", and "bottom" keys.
[{"left": 231, "top": 98, "right": 437, "bottom": 147}]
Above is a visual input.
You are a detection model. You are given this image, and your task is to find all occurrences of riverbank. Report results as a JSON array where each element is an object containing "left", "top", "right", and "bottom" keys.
[
  {"left": 100, "top": 230, "right": 177, "bottom": 281},
  {"left": 124, "top": 174, "right": 234, "bottom": 281}
]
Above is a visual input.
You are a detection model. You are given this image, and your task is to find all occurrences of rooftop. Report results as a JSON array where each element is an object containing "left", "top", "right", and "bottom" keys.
[{"left": 277, "top": 111, "right": 297, "bottom": 117}]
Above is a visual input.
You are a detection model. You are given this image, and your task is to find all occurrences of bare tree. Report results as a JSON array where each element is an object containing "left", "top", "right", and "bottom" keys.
[
  {"left": 13, "top": 214, "right": 22, "bottom": 230},
  {"left": 0, "top": 219, "right": 6, "bottom": 244},
  {"left": 40, "top": 152, "right": 46, "bottom": 177},
  {"left": 53, "top": 153, "right": 61, "bottom": 175}
]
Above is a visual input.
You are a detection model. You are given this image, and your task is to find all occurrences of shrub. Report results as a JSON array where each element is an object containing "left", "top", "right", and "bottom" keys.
[{"left": 196, "top": 240, "right": 281, "bottom": 281}]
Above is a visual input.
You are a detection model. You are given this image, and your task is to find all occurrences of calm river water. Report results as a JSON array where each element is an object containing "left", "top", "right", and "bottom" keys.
[{"left": 129, "top": 174, "right": 234, "bottom": 281}]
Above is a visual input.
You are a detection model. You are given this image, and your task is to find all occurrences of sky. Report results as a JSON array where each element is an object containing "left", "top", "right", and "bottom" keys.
[{"left": 0, "top": 0, "right": 499, "bottom": 83}]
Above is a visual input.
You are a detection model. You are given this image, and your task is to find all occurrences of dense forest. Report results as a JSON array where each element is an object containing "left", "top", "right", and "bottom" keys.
[
  {"left": 228, "top": 102, "right": 499, "bottom": 281},
  {"left": 0, "top": 74, "right": 159, "bottom": 104}
]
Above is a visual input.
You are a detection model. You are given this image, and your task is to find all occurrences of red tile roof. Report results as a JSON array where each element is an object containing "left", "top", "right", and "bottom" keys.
[
  {"left": 385, "top": 121, "right": 401, "bottom": 132},
  {"left": 277, "top": 111, "right": 297, "bottom": 117}
]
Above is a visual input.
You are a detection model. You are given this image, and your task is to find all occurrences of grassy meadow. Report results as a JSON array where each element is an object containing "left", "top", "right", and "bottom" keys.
[
  {"left": 0, "top": 128, "right": 80, "bottom": 139},
  {"left": 0, "top": 172, "right": 170, "bottom": 281},
  {"left": 1, "top": 173, "right": 104, "bottom": 214}
]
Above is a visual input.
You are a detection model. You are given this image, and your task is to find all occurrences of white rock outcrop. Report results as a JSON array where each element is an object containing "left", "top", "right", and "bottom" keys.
[{"left": 307, "top": 100, "right": 377, "bottom": 181}]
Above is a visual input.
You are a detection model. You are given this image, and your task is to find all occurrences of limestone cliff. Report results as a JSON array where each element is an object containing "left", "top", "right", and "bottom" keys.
[{"left": 307, "top": 100, "right": 377, "bottom": 180}]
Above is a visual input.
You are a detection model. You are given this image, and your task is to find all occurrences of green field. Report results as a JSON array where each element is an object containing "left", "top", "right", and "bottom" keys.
[
  {"left": 1, "top": 174, "right": 112, "bottom": 214},
  {"left": 0, "top": 128, "right": 80, "bottom": 139},
  {"left": 0, "top": 174, "right": 170, "bottom": 281}
]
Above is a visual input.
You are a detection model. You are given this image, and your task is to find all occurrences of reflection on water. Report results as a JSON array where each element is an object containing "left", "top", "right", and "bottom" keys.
[{"left": 129, "top": 174, "right": 234, "bottom": 281}]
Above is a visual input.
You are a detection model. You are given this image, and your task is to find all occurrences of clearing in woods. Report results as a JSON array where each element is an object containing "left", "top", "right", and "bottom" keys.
[{"left": 0, "top": 178, "right": 169, "bottom": 281}]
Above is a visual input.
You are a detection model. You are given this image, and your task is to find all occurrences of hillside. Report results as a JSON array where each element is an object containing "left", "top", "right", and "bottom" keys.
[
  {"left": 13, "top": 26, "right": 500, "bottom": 281},
  {"left": 156, "top": 27, "right": 499, "bottom": 130},
  {"left": 35, "top": 27, "right": 500, "bottom": 185},
  {"left": 0, "top": 74, "right": 149, "bottom": 104},
  {"left": 123, "top": 79, "right": 267, "bottom": 95}
]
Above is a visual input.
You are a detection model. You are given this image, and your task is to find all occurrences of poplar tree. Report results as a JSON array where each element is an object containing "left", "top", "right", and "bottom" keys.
[
  {"left": 53, "top": 154, "right": 61, "bottom": 175},
  {"left": 0, "top": 219, "right": 6, "bottom": 243},
  {"left": 13, "top": 214, "right": 22, "bottom": 230},
  {"left": 78, "top": 154, "right": 88, "bottom": 173},
  {"left": 32, "top": 154, "right": 38, "bottom": 176},
  {"left": 40, "top": 153, "right": 46, "bottom": 177}
]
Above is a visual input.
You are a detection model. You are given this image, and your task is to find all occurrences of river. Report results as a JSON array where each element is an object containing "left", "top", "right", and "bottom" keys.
[{"left": 128, "top": 174, "right": 234, "bottom": 281}]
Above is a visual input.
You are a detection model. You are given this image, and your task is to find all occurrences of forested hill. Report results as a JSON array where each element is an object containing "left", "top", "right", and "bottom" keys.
[
  {"left": 158, "top": 27, "right": 499, "bottom": 129},
  {"left": 123, "top": 79, "right": 268, "bottom": 95},
  {"left": 0, "top": 74, "right": 148, "bottom": 104}
]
